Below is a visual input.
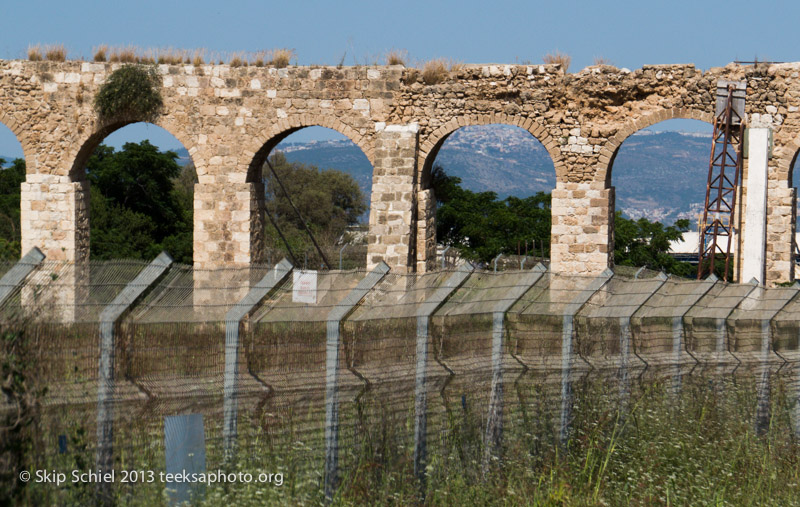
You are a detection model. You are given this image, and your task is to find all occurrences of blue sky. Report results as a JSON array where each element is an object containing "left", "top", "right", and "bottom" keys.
[{"left": 1, "top": 0, "right": 798, "bottom": 157}]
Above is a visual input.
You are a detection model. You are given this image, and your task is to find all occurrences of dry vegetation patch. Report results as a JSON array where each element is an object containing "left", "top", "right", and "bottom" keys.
[
  {"left": 385, "top": 49, "right": 407, "bottom": 66},
  {"left": 544, "top": 50, "right": 571, "bottom": 72}
]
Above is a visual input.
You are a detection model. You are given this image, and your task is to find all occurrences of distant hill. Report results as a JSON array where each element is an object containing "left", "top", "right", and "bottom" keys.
[
  {"left": 612, "top": 131, "right": 711, "bottom": 224},
  {"left": 131, "top": 127, "right": 730, "bottom": 226}
]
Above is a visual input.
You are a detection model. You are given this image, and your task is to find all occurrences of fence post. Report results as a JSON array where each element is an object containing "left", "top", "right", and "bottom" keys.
[
  {"left": 96, "top": 251, "right": 173, "bottom": 504},
  {"left": 559, "top": 268, "right": 613, "bottom": 447},
  {"left": 482, "top": 263, "right": 546, "bottom": 475},
  {"left": 0, "top": 247, "right": 45, "bottom": 306},
  {"left": 669, "top": 274, "right": 717, "bottom": 394},
  {"left": 714, "top": 279, "right": 760, "bottom": 387},
  {"left": 618, "top": 272, "right": 668, "bottom": 412},
  {"left": 339, "top": 245, "right": 347, "bottom": 270},
  {"left": 413, "top": 263, "right": 473, "bottom": 490},
  {"left": 223, "top": 259, "right": 293, "bottom": 460},
  {"left": 324, "top": 261, "right": 390, "bottom": 502},
  {"left": 753, "top": 283, "right": 799, "bottom": 435}
]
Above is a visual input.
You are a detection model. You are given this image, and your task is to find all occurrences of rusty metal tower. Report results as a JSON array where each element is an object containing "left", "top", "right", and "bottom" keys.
[{"left": 697, "top": 81, "right": 746, "bottom": 281}]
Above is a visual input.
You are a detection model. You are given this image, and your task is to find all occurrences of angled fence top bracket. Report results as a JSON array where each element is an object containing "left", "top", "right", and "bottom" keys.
[{"left": 0, "top": 247, "right": 45, "bottom": 306}]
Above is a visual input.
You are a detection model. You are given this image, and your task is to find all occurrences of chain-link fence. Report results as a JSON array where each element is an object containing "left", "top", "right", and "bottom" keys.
[{"left": 3, "top": 249, "right": 800, "bottom": 503}]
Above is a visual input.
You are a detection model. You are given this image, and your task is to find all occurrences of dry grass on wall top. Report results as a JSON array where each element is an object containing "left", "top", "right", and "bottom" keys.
[
  {"left": 269, "top": 48, "right": 295, "bottom": 68},
  {"left": 593, "top": 56, "right": 614, "bottom": 66},
  {"left": 385, "top": 49, "right": 407, "bottom": 66},
  {"left": 544, "top": 50, "right": 571, "bottom": 72},
  {"left": 419, "top": 58, "right": 464, "bottom": 85},
  {"left": 35, "top": 44, "right": 296, "bottom": 68},
  {"left": 26, "top": 46, "right": 42, "bottom": 62},
  {"left": 27, "top": 44, "right": 67, "bottom": 62},
  {"left": 93, "top": 45, "right": 108, "bottom": 62},
  {"left": 44, "top": 45, "right": 66, "bottom": 62}
]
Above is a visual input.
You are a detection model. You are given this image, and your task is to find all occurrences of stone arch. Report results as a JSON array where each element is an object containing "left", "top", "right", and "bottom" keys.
[
  {"left": 66, "top": 117, "right": 205, "bottom": 181},
  {"left": 0, "top": 110, "right": 32, "bottom": 167},
  {"left": 418, "top": 114, "right": 564, "bottom": 181},
  {"left": 243, "top": 114, "right": 374, "bottom": 182},
  {"left": 777, "top": 138, "right": 800, "bottom": 185},
  {"left": 777, "top": 139, "right": 800, "bottom": 280},
  {"left": 596, "top": 107, "right": 714, "bottom": 185}
]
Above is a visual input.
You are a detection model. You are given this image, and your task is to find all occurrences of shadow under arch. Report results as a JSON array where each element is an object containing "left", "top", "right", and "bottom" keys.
[
  {"left": 598, "top": 108, "right": 714, "bottom": 186},
  {"left": 243, "top": 115, "right": 373, "bottom": 182},
  {"left": 418, "top": 114, "right": 564, "bottom": 181}
]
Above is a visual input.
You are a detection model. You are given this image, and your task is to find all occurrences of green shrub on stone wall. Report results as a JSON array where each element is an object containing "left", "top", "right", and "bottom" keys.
[{"left": 94, "top": 65, "right": 163, "bottom": 124}]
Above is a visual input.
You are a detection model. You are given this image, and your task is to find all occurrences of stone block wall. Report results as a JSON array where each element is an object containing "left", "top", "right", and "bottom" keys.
[
  {"left": 415, "top": 188, "right": 436, "bottom": 273},
  {"left": 193, "top": 182, "right": 264, "bottom": 269},
  {"left": 550, "top": 182, "right": 614, "bottom": 275},
  {"left": 3, "top": 59, "right": 800, "bottom": 283},
  {"left": 193, "top": 181, "right": 265, "bottom": 305},
  {"left": 20, "top": 174, "right": 89, "bottom": 262},
  {"left": 367, "top": 124, "right": 419, "bottom": 273},
  {"left": 765, "top": 184, "right": 796, "bottom": 282}
]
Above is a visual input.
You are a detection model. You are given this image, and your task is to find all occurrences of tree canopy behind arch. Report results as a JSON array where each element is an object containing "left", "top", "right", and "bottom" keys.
[
  {"left": 0, "top": 158, "right": 25, "bottom": 260},
  {"left": 86, "top": 140, "right": 194, "bottom": 263},
  {"left": 430, "top": 164, "right": 695, "bottom": 276},
  {"left": 431, "top": 164, "right": 551, "bottom": 263},
  {"left": 262, "top": 152, "right": 367, "bottom": 262}
]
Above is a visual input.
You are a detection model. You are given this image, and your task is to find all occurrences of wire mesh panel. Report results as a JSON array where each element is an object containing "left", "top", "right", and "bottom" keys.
[
  {"left": 727, "top": 285, "right": 799, "bottom": 363},
  {"left": 344, "top": 270, "right": 456, "bottom": 383},
  {"left": 125, "top": 265, "right": 239, "bottom": 400},
  {"left": 11, "top": 250, "right": 800, "bottom": 504},
  {"left": 433, "top": 269, "right": 536, "bottom": 374},
  {"left": 508, "top": 270, "right": 611, "bottom": 371},
  {"left": 242, "top": 269, "right": 373, "bottom": 487},
  {"left": 343, "top": 269, "right": 464, "bottom": 484},
  {"left": 772, "top": 286, "right": 800, "bottom": 363},
  {"left": 575, "top": 273, "right": 666, "bottom": 370},
  {"left": 684, "top": 279, "right": 758, "bottom": 365},
  {"left": 631, "top": 276, "right": 716, "bottom": 366},
  {"left": 25, "top": 260, "right": 156, "bottom": 407}
]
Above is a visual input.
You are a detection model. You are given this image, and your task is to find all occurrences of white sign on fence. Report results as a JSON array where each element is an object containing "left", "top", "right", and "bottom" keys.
[{"left": 292, "top": 270, "right": 318, "bottom": 304}]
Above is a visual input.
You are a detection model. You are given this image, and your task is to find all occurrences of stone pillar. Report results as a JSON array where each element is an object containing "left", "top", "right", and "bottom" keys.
[
  {"left": 193, "top": 182, "right": 265, "bottom": 307},
  {"left": 367, "top": 124, "right": 419, "bottom": 274},
  {"left": 764, "top": 184, "right": 795, "bottom": 284},
  {"left": 550, "top": 181, "right": 614, "bottom": 275},
  {"left": 416, "top": 188, "right": 436, "bottom": 273},
  {"left": 20, "top": 174, "right": 90, "bottom": 262},
  {"left": 741, "top": 128, "right": 770, "bottom": 284},
  {"left": 20, "top": 174, "right": 90, "bottom": 320}
]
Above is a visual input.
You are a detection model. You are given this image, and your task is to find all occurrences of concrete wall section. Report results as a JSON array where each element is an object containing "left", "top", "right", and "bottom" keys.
[{"left": 742, "top": 128, "right": 770, "bottom": 284}]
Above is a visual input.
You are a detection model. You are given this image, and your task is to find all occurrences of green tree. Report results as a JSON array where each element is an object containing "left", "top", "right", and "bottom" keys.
[
  {"left": 0, "top": 158, "right": 25, "bottom": 260},
  {"left": 431, "top": 165, "right": 550, "bottom": 263},
  {"left": 613, "top": 211, "right": 694, "bottom": 277},
  {"left": 86, "top": 141, "right": 194, "bottom": 263},
  {"left": 263, "top": 152, "right": 367, "bottom": 263}
]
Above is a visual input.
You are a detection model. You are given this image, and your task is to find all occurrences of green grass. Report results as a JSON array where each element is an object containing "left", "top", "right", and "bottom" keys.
[{"left": 12, "top": 371, "right": 800, "bottom": 505}]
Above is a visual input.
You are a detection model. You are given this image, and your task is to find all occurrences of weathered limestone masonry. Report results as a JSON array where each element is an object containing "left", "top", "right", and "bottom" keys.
[
  {"left": 1, "top": 59, "right": 800, "bottom": 287},
  {"left": 369, "top": 123, "right": 419, "bottom": 273}
]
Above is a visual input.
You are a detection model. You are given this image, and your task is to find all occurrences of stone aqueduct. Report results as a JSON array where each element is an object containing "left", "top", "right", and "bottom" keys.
[{"left": 2, "top": 59, "right": 800, "bottom": 285}]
